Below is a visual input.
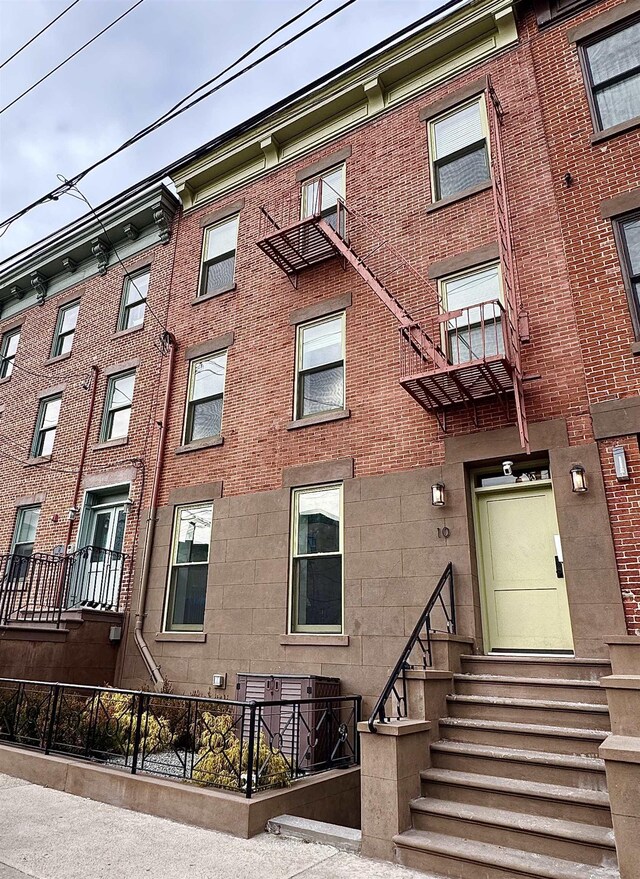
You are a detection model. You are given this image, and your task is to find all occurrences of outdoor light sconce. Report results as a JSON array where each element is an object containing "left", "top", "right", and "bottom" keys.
[
  {"left": 570, "top": 464, "right": 587, "bottom": 493},
  {"left": 124, "top": 496, "right": 134, "bottom": 511},
  {"left": 431, "top": 482, "right": 446, "bottom": 506},
  {"left": 612, "top": 446, "right": 630, "bottom": 482}
]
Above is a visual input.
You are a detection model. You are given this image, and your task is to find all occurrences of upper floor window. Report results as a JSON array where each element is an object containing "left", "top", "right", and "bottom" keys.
[
  {"left": 101, "top": 371, "right": 136, "bottom": 441},
  {"left": 301, "top": 165, "right": 345, "bottom": 231},
  {"left": 0, "top": 328, "right": 20, "bottom": 379},
  {"left": 11, "top": 505, "right": 41, "bottom": 558},
  {"left": 32, "top": 395, "right": 61, "bottom": 457},
  {"left": 199, "top": 216, "right": 238, "bottom": 297},
  {"left": 119, "top": 270, "right": 149, "bottom": 330},
  {"left": 429, "top": 98, "right": 490, "bottom": 201},
  {"left": 295, "top": 314, "right": 345, "bottom": 420},
  {"left": 184, "top": 351, "right": 227, "bottom": 443},
  {"left": 440, "top": 264, "right": 503, "bottom": 364},
  {"left": 582, "top": 18, "right": 640, "bottom": 132},
  {"left": 617, "top": 213, "right": 640, "bottom": 334},
  {"left": 290, "top": 484, "right": 343, "bottom": 633},
  {"left": 164, "top": 503, "right": 213, "bottom": 632},
  {"left": 52, "top": 301, "right": 80, "bottom": 357}
]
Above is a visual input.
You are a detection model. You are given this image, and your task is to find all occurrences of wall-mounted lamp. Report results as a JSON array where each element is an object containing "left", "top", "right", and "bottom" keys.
[
  {"left": 431, "top": 482, "right": 446, "bottom": 506},
  {"left": 570, "top": 464, "right": 587, "bottom": 493},
  {"left": 67, "top": 507, "right": 79, "bottom": 521},
  {"left": 612, "top": 446, "right": 630, "bottom": 482},
  {"left": 124, "top": 496, "right": 134, "bottom": 511}
]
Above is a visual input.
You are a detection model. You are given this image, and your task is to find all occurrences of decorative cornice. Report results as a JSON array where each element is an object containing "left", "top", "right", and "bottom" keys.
[
  {"left": 62, "top": 257, "right": 77, "bottom": 274},
  {"left": 153, "top": 202, "right": 173, "bottom": 244},
  {"left": 30, "top": 271, "right": 48, "bottom": 305},
  {"left": 123, "top": 223, "right": 139, "bottom": 241},
  {"left": 91, "top": 238, "right": 109, "bottom": 275}
]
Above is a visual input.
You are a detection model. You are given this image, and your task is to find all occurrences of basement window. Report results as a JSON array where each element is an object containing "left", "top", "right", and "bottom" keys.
[
  {"left": 184, "top": 351, "right": 227, "bottom": 443},
  {"left": 199, "top": 216, "right": 238, "bottom": 297},
  {"left": 101, "top": 371, "right": 136, "bottom": 441},
  {"left": 164, "top": 503, "right": 212, "bottom": 632},
  {"left": 429, "top": 98, "right": 490, "bottom": 201},
  {"left": 51, "top": 301, "right": 80, "bottom": 357},
  {"left": 581, "top": 17, "right": 640, "bottom": 132},
  {"left": 119, "top": 270, "right": 149, "bottom": 330},
  {"left": 32, "top": 395, "right": 62, "bottom": 457},
  {"left": 0, "top": 328, "right": 20, "bottom": 379},
  {"left": 294, "top": 314, "right": 345, "bottom": 420}
]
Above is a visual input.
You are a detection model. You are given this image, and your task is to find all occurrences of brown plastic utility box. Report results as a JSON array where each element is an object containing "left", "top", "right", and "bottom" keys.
[{"left": 235, "top": 673, "right": 340, "bottom": 772}]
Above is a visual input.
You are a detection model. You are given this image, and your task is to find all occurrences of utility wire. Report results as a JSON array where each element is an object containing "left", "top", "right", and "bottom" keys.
[
  {"left": 0, "top": 0, "right": 359, "bottom": 238},
  {"left": 0, "top": 0, "right": 82, "bottom": 70},
  {"left": 0, "top": 0, "right": 146, "bottom": 116}
]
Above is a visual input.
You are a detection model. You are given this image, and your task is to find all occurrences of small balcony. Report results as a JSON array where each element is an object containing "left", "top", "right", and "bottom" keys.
[
  {"left": 399, "top": 299, "right": 518, "bottom": 414},
  {"left": 0, "top": 546, "right": 127, "bottom": 629}
]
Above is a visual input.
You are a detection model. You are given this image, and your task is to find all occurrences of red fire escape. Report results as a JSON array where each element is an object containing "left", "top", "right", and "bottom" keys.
[{"left": 256, "top": 81, "right": 530, "bottom": 452}]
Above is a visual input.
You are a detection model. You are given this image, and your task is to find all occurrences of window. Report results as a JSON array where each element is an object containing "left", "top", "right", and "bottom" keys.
[
  {"left": 32, "top": 395, "right": 61, "bottom": 457},
  {"left": 101, "top": 371, "right": 135, "bottom": 441},
  {"left": 301, "top": 165, "right": 346, "bottom": 232},
  {"left": 184, "top": 352, "right": 227, "bottom": 443},
  {"left": 582, "top": 19, "right": 640, "bottom": 131},
  {"left": 440, "top": 264, "right": 503, "bottom": 364},
  {"left": 11, "top": 506, "right": 41, "bottom": 558},
  {"left": 290, "top": 484, "right": 343, "bottom": 633},
  {"left": 618, "top": 213, "right": 640, "bottom": 332},
  {"left": 0, "top": 328, "right": 20, "bottom": 379},
  {"left": 199, "top": 216, "right": 238, "bottom": 296},
  {"left": 295, "top": 314, "right": 345, "bottom": 419},
  {"left": 119, "top": 270, "right": 149, "bottom": 330},
  {"left": 51, "top": 301, "right": 80, "bottom": 357},
  {"left": 164, "top": 503, "right": 212, "bottom": 631},
  {"left": 429, "top": 98, "right": 490, "bottom": 201}
]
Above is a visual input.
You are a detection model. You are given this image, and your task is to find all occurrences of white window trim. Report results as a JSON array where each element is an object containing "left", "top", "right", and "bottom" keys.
[
  {"left": 163, "top": 502, "right": 213, "bottom": 633},
  {"left": 288, "top": 483, "right": 344, "bottom": 634},
  {"left": 293, "top": 312, "right": 346, "bottom": 421},
  {"left": 428, "top": 95, "right": 491, "bottom": 202},
  {"left": 438, "top": 261, "right": 504, "bottom": 360},
  {"left": 197, "top": 216, "right": 239, "bottom": 297},
  {"left": 182, "top": 350, "right": 227, "bottom": 444},
  {"left": 300, "top": 164, "right": 346, "bottom": 219}
]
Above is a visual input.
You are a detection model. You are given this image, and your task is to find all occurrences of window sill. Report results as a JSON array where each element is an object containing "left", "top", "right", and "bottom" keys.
[
  {"left": 426, "top": 179, "right": 493, "bottom": 214},
  {"left": 155, "top": 632, "right": 207, "bottom": 643},
  {"left": 175, "top": 435, "right": 224, "bottom": 455},
  {"left": 280, "top": 634, "right": 349, "bottom": 646},
  {"left": 0, "top": 376, "right": 11, "bottom": 386},
  {"left": 286, "top": 408, "right": 350, "bottom": 431},
  {"left": 93, "top": 437, "right": 129, "bottom": 451},
  {"left": 43, "top": 352, "right": 72, "bottom": 367},
  {"left": 590, "top": 115, "right": 640, "bottom": 145},
  {"left": 192, "top": 283, "right": 236, "bottom": 305},
  {"left": 25, "top": 455, "right": 51, "bottom": 467},
  {"left": 112, "top": 325, "right": 145, "bottom": 340},
  {"left": 631, "top": 340, "right": 640, "bottom": 356}
]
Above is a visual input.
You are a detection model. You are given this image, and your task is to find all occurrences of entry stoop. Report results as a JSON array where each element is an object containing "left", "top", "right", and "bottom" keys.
[{"left": 392, "top": 654, "right": 621, "bottom": 879}]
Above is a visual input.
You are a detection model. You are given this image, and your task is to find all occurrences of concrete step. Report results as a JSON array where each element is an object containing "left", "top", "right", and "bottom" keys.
[
  {"left": 420, "top": 768, "right": 612, "bottom": 826},
  {"left": 430, "top": 740, "right": 608, "bottom": 790},
  {"left": 266, "top": 815, "right": 361, "bottom": 852},
  {"left": 394, "top": 830, "right": 620, "bottom": 879},
  {"left": 438, "top": 717, "right": 608, "bottom": 756},
  {"left": 409, "top": 799, "right": 617, "bottom": 866},
  {"left": 454, "top": 673, "right": 609, "bottom": 704},
  {"left": 459, "top": 655, "right": 611, "bottom": 682},
  {"left": 446, "top": 694, "right": 611, "bottom": 731}
]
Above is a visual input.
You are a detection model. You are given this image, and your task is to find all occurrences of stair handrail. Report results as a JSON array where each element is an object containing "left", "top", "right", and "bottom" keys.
[{"left": 367, "top": 562, "right": 455, "bottom": 732}]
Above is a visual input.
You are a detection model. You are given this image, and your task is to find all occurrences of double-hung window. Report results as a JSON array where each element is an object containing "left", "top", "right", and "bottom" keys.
[
  {"left": 295, "top": 314, "right": 345, "bottom": 419},
  {"left": 301, "top": 165, "right": 346, "bottom": 233},
  {"left": 119, "top": 270, "right": 149, "bottom": 330},
  {"left": 581, "top": 18, "right": 640, "bottom": 132},
  {"left": 440, "top": 264, "right": 503, "bottom": 364},
  {"left": 0, "top": 328, "right": 20, "bottom": 379},
  {"left": 184, "top": 351, "right": 226, "bottom": 443},
  {"left": 101, "top": 371, "right": 135, "bottom": 441},
  {"left": 164, "top": 503, "right": 212, "bottom": 632},
  {"left": 429, "top": 98, "right": 490, "bottom": 201},
  {"left": 617, "top": 213, "right": 640, "bottom": 333},
  {"left": 32, "top": 395, "right": 61, "bottom": 457},
  {"left": 11, "top": 506, "right": 41, "bottom": 558},
  {"left": 51, "top": 301, "right": 80, "bottom": 357},
  {"left": 290, "top": 484, "right": 343, "bottom": 633},
  {"left": 199, "top": 217, "right": 238, "bottom": 296}
]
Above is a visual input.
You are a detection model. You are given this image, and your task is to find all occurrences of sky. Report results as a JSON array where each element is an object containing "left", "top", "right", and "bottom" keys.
[{"left": 0, "top": 0, "right": 440, "bottom": 263}]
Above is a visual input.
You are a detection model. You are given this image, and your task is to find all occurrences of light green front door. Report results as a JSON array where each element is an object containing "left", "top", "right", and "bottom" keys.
[{"left": 476, "top": 483, "right": 574, "bottom": 652}]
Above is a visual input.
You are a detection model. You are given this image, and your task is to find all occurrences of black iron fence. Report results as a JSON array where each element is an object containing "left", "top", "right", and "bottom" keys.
[
  {"left": 0, "top": 546, "right": 127, "bottom": 627},
  {"left": 0, "top": 679, "right": 361, "bottom": 797}
]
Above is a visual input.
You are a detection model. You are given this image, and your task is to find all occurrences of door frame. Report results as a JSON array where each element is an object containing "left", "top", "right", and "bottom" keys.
[{"left": 470, "top": 461, "right": 573, "bottom": 655}]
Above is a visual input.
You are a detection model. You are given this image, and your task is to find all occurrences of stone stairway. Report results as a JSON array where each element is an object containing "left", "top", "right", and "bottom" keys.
[{"left": 393, "top": 654, "right": 620, "bottom": 879}]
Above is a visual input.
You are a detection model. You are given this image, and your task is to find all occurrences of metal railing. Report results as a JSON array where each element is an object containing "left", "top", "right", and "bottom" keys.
[
  {"left": 368, "top": 563, "right": 455, "bottom": 732},
  {"left": 0, "top": 679, "right": 361, "bottom": 798},
  {"left": 0, "top": 546, "right": 127, "bottom": 627}
]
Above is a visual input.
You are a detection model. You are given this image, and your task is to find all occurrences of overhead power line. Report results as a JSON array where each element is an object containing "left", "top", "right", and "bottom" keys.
[
  {"left": 0, "top": 0, "right": 146, "bottom": 116},
  {"left": 0, "top": 0, "right": 83, "bottom": 70},
  {"left": 0, "top": 0, "right": 360, "bottom": 239}
]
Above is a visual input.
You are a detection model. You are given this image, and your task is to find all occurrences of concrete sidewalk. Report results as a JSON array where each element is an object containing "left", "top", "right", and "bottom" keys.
[{"left": 0, "top": 774, "right": 431, "bottom": 879}]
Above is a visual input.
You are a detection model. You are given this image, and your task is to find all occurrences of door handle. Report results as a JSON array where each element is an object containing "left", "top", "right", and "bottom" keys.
[{"left": 555, "top": 555, "right": 564, "bottom": 579}]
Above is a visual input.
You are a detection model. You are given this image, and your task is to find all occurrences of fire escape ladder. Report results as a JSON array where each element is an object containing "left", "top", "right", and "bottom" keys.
[{"left": 487, "top": 79, "right": 530, "bottom": 453}]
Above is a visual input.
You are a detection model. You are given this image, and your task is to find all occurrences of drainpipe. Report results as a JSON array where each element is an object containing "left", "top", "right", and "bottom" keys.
[{"left": 134, "top": 333, "right": 176, "bottom": 691}]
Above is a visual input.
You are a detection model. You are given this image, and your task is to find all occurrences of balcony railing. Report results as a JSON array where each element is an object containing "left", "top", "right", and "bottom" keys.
[{"left": 0, "top": 546, "right": 126, "bottom": 628}]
